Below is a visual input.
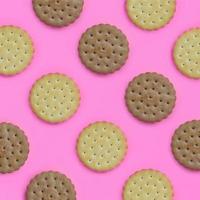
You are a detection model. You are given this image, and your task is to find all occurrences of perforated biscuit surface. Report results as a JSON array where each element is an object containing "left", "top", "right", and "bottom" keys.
[
  {"left": 0, "top": 123, "right": 29, "bottom": 173},
  {"left": 0, "top": 26, "right": 33, "bottom": 75},
  {"left": 172, "top": 120, "right": 200, "bottom": 170},
  {"left": 79, "top": 24, "right": 129, "bottom": 74},
  {"left": 30, "top": 73, "right": 80, "bottom": 123},
  {"left": 123, "top": 169, "right": 173, "bottom": 200},
  {"left": 33, "top": 0, "right": 84, "bottom": 27},
  {"left": 125, "top": 72, "right": 176, "bottom": 122},
  {"left": 77, "top": 122, "right": 127, "bottom": 171},
  {"left": 174, "top": 29, "right": 200, "bottom": 78},
  {"left": 26, "top": 171, "right": 76, "bottom": 200},
  {"left": 126, "top": 0, "right": 176, "bottom": 30}
]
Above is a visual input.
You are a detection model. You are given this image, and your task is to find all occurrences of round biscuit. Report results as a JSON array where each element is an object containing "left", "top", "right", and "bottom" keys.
[
  {"left": 125, "top": 72, "right": 176, "bottom": 123},
  {"left": 0, "top": 122, "right": 29, "bottom": 173},
  {"left": 173, "top": 28, "right": 200, "bottom": 78},
  {"left": 33, "top": 0, "right": 84, "bottom": 27},
  {"left": 29, "top": 73, "right": 80, "bottom": 123},
  {"left": 123, "top": 169, "right": 173, "bottom": 200},
  {"left": 171, "top": 120, "right": 200, "bottom": 170},
  {"left": 126, "top": 0, "right": 176, "bottom": 30},
  {"left": 26, "top": 171, "right": 76, "bottom": 200},
  {"left": 78, "top": 24, "right": 129, "bottom": 74},
  {"left": 76, "top": 122, "right": 127, "bottom": 171},
  {"left": 0, "top": 26, "right": 34, "bottom": 75}
]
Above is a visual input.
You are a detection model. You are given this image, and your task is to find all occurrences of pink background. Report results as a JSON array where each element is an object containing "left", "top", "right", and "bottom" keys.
[{"left": 0, "top": 0, "right": 200, "bottom": 199}]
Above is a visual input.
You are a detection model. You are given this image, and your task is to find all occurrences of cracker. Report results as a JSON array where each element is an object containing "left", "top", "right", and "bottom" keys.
[
  {"left": 123, "top": 169, "right": 173, "bottom": 200},
  {"left": 171, "top": 120, "right": 200, "bottom": 170},
  {"left": 125, "top": 72, "right": 176, "bottom": 123},
  {"left": 0, "top": 122, "right": 29, "bottom": 173},
  {"left": 173, "top": 28, "right": 200, "bottom": 78},
  {"left": 33, "top": 0, "right": 84, "bottom": 27},
  {"left": 26, "top": 171, "right": 76, "bottom": 200},
  {"left": 76, "top": 122, "right": 127, "bottom": 171},
  {"left": 29, "top": 73, "right": 80, "bottom": 123},
  {"left": 78, "top": 24, "right": 129, "bottom": 74},
  {"left": 0, "top": 26, "right": 34, "bottom": 75},
  {"left": 126, "top": 0, "right": 176, "bottom": 30}
]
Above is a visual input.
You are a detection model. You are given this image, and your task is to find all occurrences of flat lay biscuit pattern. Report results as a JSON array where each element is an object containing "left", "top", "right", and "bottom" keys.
[
  {"left": 2, "top": 0, "right": 200, "bottom": 199},
  {"left": 26, "top": 171, "right": 76, "bottom": 200},
  {"left": 0, "top": 26, "right": 34, "bottom": 75},
  {"left": 123, "top": 169, "right": 173, "bottom": 200},
  {"left": 126, "top": 0, "right": 176, "bottom": 30},
  {"left": 77, "top": 122, "right": 127, "bottom": 171},
  {"left": 0, "top": 122, "right": 29, "bottom": 173},
  {"left": 172, "top": 120, "right": 200, "bottom": 170},
  {"left": 33, "top": 0, "right": 84, "bottom": 27},
  {"left": 78, "top": 24, "right": 129, "bottom": 74},
  {"left": 29, "top": 73, "right": 80, "bottom": 123},
  {"left": 125, "top": 72, "right": 176, "bottom": 122},
  {"left": 173, "top": 29, "right": 200, "bottom": 78}
]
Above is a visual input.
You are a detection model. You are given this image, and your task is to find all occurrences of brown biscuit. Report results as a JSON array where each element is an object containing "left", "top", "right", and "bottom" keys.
[
  {"left": 0, "top": 122, "right": 29, "bottom": 173},
  {"left": 78, "top": 24, "right": 129, "bottom": 74},
  {"left": 125, "top": 72, "right": 176, "bottom": 122},
  {"left": 171, "top": 120, "right": 200, "bottom": 170},
  {"left": 26, "top": 171, "right": 76, "bottom": 200},
  {"left": 33, "top": 0, "right": 84, "bottom": 27}
]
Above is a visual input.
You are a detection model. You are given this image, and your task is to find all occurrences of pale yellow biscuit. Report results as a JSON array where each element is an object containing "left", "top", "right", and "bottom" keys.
[
  {"left": 126, "top": 0, "right": 176, "bottom": 30},
  {"left": 174, "top": 28, "right": 200, "bottom": 78},
  {"left": 29, "top": 73, "right": 80, "bottom": 123},
  {"left": 77, "top": 122, "right": 127, "bottom": 171},
  {"left": 0, "top": 26, "right": 34, "bottom": 75},
  {"left": 123, "top": 169, "right": 173, "bottom": 200}
]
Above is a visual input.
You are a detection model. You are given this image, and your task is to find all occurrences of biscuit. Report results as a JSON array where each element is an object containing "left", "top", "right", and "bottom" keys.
[
  {"left": 76, "top": 122, "right": 127, "bottom": 171},
  {"left": 78, "top": 24, "right": 129, "bottom": 74},
  {"left": 171, "top": 120, "right": 200, "bottom": 170},
  {"left": 33, "top": 0, "right": 84, "bottom": 27},
  {"left": 126, "top": 0, "right": 176, "bottom": 30},
  {"left": 29, "top": 73, "right": 80, "bottom": 123},
  {"left": 0, "top": 122, "right": 29, "bottom": 173},
  {"left": 173, "top": 28, "right": 200, "bottom": 78},
  {"left": 0, "top": 26, "right": 34, "bottom": 75},
  {"left": 125, "top": 72, "right": 176, "bottom": 123},
  {"left": 123, "top": 169, "right": 173, "bottom": 200},
  {"left": 26, "top": 171, "right": 76, "bottom": 200}
]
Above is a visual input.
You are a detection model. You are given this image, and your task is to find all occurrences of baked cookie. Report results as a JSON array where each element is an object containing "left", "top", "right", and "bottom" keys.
[
  {"left": 173, "top": 28, "right": 200, "bottom": 78},
  {"left": 29, "top": 73, "right": 80, "bottom": 123},
  {"left": 79, "top": 24, "right": 129, "bottom": 74},
  {"left": 77, "top": 122, "right": 127, "bottom": 171},
  {"left": 26, "top": 171, "right": 76, "bottom": 200},
  {"left": 126, "top": 0, "right": 176, "bottom": 30},
  {"left": 0, "top": 122, "right": 29, "bottom": 173},
  {"left": 123, "top": 169, "right": 173, "bottom": 200},
  {"left": 0, "top": 26, "right": 34, "bottom": 75},
  {"left": 33, "top": 0, "right": 84, "bottom": 27},
  {"left": 172, "top": 120, "right": 200, "bottom": 170},
  {"left": 125, "top": 72, "right": 176, "bottom": 122}
]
